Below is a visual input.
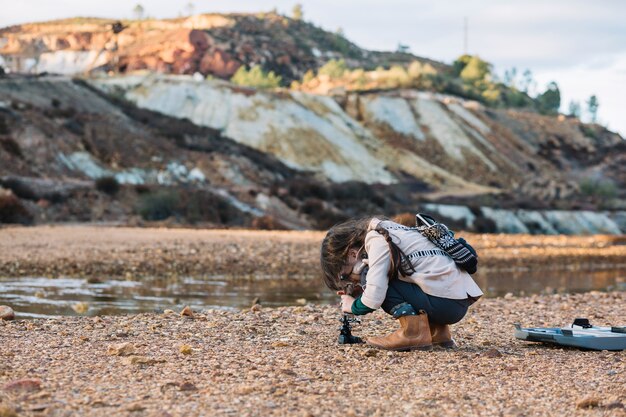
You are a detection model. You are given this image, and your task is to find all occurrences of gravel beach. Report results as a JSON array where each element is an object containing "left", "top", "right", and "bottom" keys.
[
  {"left": 1, "top": 226, "right": 625, "bottom": 279},
  {"left": 0, "top": 292, "right": 625, "bottom": 417},
  {"left": 0, "top": 226, "right": 625, "bottom": 416}
]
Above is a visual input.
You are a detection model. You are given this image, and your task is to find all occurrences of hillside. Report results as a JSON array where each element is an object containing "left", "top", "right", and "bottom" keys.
[
  {"left": 0, "top": 14, "right": 624, "bottom": 233},
  {"left": 91, "top": 73, "right": 624, "bottom": 206},
  {"left": 0, "top": 14, "right": 444, "bottom": 84}
]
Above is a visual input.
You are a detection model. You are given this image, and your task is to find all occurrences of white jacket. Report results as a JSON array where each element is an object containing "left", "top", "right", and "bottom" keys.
[{"left": 360, "top": 218, "right": 484, "bottom": 310}]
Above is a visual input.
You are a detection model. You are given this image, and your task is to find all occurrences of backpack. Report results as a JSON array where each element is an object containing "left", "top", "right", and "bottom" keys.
[{"left": 415, "top": 213, "right": 478, "bottom": 274}]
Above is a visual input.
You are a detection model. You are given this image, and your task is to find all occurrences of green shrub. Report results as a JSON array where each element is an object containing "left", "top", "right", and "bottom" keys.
[
  {"left": 230, "top": 66, "right": 282, "bottom": 89},
  {"left": 135, "top": 188, "right": 245, "bottom": 224},
  {"left": 579, "top": 177, "right": 617, "bottom": 199},
  {"left": 181, "top": 190, "right": 243, "bottom": 224},
  {"left": 580, "top": 124, "right": 599, "bottom": 140},
  {"left": 136, "top": 190, "right": 179, "bottom": 221},
  {"left": 318, "top": 59, "right": 347, "bottom": 78},
  {"left": 287, "top": 178, "right": 330, "bottom": 200},
  {"left": 95, "top": 176, "right": 120, "bottom": 195}
]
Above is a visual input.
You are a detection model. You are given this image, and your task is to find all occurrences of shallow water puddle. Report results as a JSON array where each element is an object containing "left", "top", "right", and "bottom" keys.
[{"left": 0, "top": 268, "right": 624, "bottom": 318}]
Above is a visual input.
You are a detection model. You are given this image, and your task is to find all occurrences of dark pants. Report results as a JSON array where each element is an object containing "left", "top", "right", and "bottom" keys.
[{"left": 381, "top": 279, "right": 473, "bottom": 325}]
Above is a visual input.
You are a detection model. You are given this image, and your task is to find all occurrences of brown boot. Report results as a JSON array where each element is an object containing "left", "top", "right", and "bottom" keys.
[
  {"left": 430, "top": 322, "right": 456, "bottom": 349},
  {"left": 366, "top": 312, "right": 432, "bottom": 351}
]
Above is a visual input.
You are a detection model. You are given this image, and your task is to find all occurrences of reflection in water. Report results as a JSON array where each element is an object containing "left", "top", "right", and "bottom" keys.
[
  {"left": 0, "top": 268, "right": 624, "bottom": 319},
  {"left": 474, "top": 268, "right": 625, "bottom": 297}
]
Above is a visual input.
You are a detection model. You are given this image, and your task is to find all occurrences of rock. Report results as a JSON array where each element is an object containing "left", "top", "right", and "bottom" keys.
[
  {"left": 72, "top": 302, "right": 89, "bottom": 314},
  {"left": 0, "top": 405, "right": 18, "bottom": 417},
  {"left": 483, "top": 348, "right": 503, "bottom": 358},
  {"left": 107, "top": 342, "right": 136, "bottom": 356},
  {"left": 361, "top": 349, "right": 378, "bottom": 357},
  {"left": 180, "top": 306, "right": 194, "bottom": 317},
  {"left": 123, "top": 356, "right": 166, "bottom": 366},
  {"left": 0, "top": 306, "right": 15, "bottom": 320},
  {"left": 163, "top": 309, "right": 176, "bottom": 315},
  {"left": 3, "top": 378, "right": 41, "bottom": 392},
  {"left": 179, "top": 345, "right": 192, "bottom": 355},
  {"left": 125, "top": 402, "right": 146, "bottom": 412},
  {"left": 26, "top": 403, "right": 50, "bottom": 412},
  {"left": 576, "top": 397, "right": 600, "bottom": 409},
  {"left": 179, "top": 382, "right": 197, "bottom": 391}
]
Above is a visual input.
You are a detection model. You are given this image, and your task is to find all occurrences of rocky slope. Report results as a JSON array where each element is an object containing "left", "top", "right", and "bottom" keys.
[
  {"left": 0, "top": 73, "right": 624, "bottom": 233},
  {"left": 91, "top": 74, "right": 624, "bottom": 205},
  {"left": 0, "top": 14, "right": 624, "bottom": 232},
  {"left": 0, "top": 14, "right": 443, "bottom": 83}
]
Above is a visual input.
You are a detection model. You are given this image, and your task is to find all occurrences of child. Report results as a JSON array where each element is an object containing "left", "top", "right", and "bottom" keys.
[{"left": 320, "top": 216, "right": 483, "bottom": 351}]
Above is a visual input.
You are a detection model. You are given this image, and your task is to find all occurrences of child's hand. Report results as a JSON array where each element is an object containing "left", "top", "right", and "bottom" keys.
[{"left": 340, "top": 295, "right": 355, "bottom": 313}]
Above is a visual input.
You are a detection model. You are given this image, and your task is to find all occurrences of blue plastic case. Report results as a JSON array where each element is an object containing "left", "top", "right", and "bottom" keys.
[{"left": 514, "top": 319, "right": 626, "bottom": 351}]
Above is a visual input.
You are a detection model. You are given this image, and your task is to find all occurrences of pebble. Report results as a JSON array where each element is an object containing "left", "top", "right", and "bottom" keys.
[
  {"left": 0, "top": 406, "right": 18, "bottom": 417},
  {"left": 0, "top": 306, "right": 14, "bottom": 320},
  {"left": 180, "top": 306, "right": 194, "bottom": 317},
  {"left": 107, "top": 342, "right": 136, "bottom": 356},
  {"left": 123, "top": 356, "right": 166, "bottom": 366},
  {"left": 576, "top": 397, "right": 600, "bottom": 409},
  {"left": 179, "top": 382, "right": 197, "bottom": 391},
  {"left": 72, "top": 302, "right": 89, "bottom": 314},
  {"left": 483, "top": 348, "right": 503, "bottom": 358},
  {"left": 3, "top": 378, "right": 41, "bottom": 393}
]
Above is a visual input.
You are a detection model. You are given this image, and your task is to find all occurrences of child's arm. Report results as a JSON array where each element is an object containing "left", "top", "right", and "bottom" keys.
[{"left": 357, "top": 231, "right": 391, "bottom": 311}]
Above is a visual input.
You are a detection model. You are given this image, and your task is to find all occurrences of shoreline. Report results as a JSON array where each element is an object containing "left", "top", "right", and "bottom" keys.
[{"left": 1, "top": 225, "right": 625, "bottom": 280}]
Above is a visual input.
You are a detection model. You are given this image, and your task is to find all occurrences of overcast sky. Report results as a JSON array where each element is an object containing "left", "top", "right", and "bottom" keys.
[{"left": 1, "top": 0, "right": 624, "bottom": 136}]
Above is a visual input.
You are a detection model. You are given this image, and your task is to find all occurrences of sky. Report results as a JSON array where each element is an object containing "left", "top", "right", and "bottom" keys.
[{"left": 1, "top": 0, "right": 624, "bottom": 137}]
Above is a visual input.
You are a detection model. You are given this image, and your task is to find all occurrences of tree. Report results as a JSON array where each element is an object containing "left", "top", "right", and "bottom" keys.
[
  {"left": 536, "top": 81, "right": 561, "bottom": 115},
  {"left": 459, "top": 55, "right": 491, "bottom": 83},
  {"left": 133, "top": 4, "right": 145, "bottom": 20},
  {"left": 292, "top": 4, "right": 303, "bottom": 20},
  {"left": 185, "top": 2, "right": 195, "bottom": 16},
  {"left": 503, "top": 67, "right": 517, "bottom": 88},
  {"left": 520, "top": 69, "right": 533, "bottom": 93},
  {"left": 452, "top": 54, "right": 472, "bottom": 77},
  {"left": 586, "top": 95, "right": 599, "bottom": 123},
  {"left": 568, "top": 100, "right": 581, "bottom": 118}
]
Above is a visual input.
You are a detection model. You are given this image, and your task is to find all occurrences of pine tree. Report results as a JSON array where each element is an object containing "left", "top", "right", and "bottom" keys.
[
  {"left": 133, "top": 4, "right": 145, "bottom": 20},
  {"left": 586, "top": 95, "right": 599, "bottom": 123},
  {"left": 567, "top": 101, "right": 581, "bottom": 118}
]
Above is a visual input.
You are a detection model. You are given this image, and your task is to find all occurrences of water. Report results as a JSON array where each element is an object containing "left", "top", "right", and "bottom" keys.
[{"left": 0, "top": 268, "right": 624, "bottom": 318}]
